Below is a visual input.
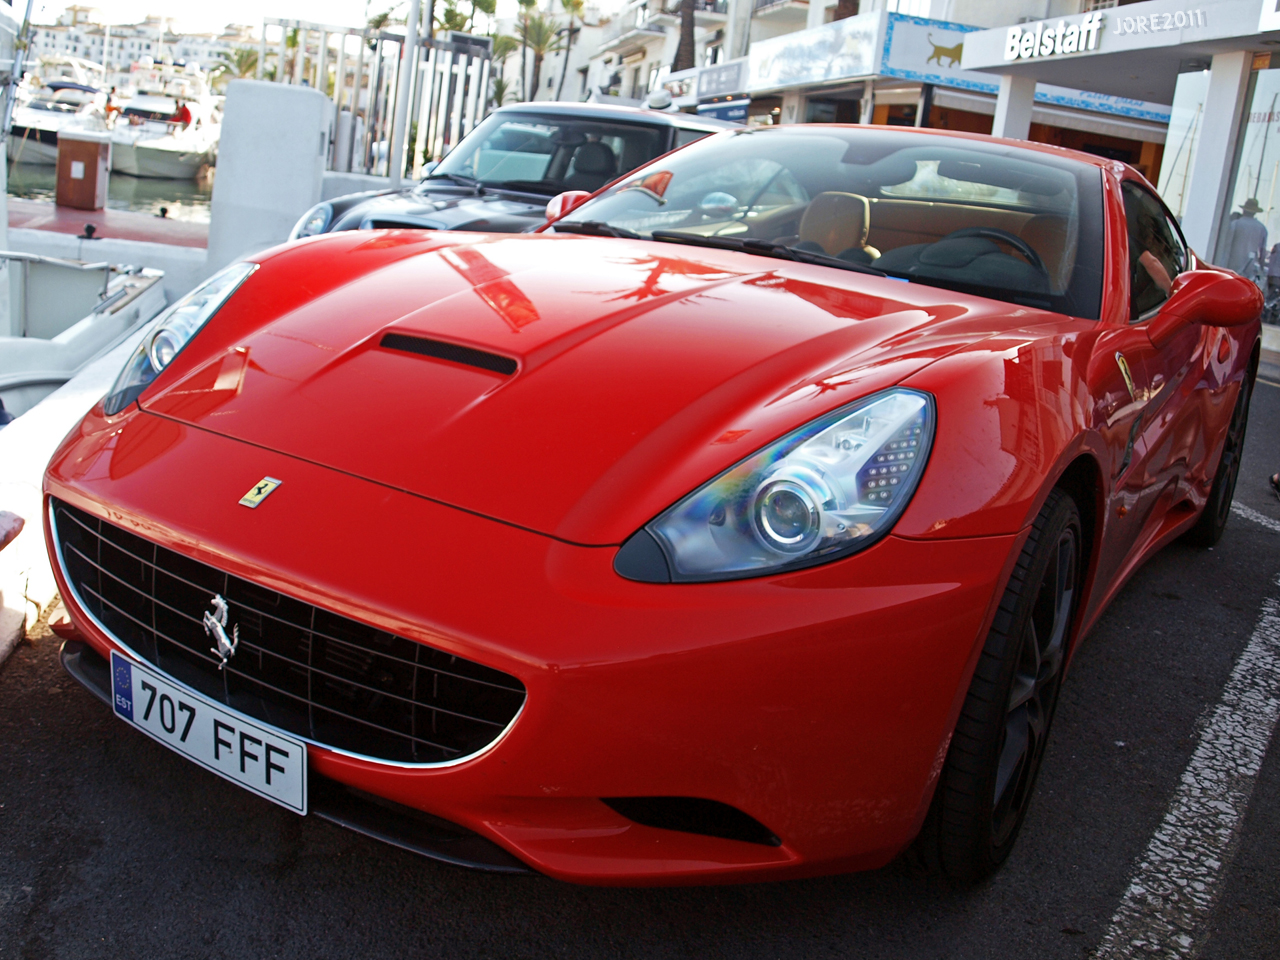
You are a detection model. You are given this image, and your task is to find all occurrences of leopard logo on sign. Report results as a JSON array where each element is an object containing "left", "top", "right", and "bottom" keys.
[{"left": 203, "top": 594, "right": 239, "bottom": 670}]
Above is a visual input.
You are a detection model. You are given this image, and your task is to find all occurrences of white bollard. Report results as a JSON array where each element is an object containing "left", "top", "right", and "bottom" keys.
[{"left": 207, "top": 80, "right": 335, "bottom": 272}]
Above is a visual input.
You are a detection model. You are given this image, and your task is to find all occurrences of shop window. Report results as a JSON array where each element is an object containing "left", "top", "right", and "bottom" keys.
[
  {"left": 1215, "top": 67, "right": 1280, "bottom": 280},
  {"left": 1122, "top": 181, "right": 1186, "bottom": 321},
  {"left": 805, "top": 99, "right": 858, "bottom": 123}
]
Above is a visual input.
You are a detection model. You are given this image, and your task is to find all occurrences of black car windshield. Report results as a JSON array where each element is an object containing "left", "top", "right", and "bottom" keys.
[
  {"left": 555, "top": 126, "right": 1105, "bottom": 317},
  {"left": 427, "top": 111, "right": 667, "bottom": 196}
]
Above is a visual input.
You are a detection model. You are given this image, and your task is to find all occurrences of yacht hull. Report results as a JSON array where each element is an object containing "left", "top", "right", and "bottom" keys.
[{"left": 7, "top": 127, "right": 60, "bottom": 165}]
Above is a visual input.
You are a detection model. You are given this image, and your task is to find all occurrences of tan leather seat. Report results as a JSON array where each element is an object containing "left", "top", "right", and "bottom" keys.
[
  {"left": 1018, "top": 215, "right": 1073, "bottom": 291},
  {"left": 798, "top": 192, "right": 881, "bottom": 260}
]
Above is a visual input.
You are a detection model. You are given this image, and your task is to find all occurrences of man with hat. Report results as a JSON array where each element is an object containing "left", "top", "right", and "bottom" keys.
[{"left": 1224, "top": 197, "right": 1268, "bottom": 278}]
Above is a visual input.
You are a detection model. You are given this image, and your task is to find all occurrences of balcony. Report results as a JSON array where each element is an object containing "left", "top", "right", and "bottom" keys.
[
  {"left": 601, "top": 7, "right": 668, "bottom": 50},
  {"left": 651, "top": 0, "right": 730, "bottom": 27},
  {"left": 752, "top": 0, "right": 809, "bottom": 20}
]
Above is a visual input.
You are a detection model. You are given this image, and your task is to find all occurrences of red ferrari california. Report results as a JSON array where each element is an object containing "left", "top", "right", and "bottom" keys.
[{"left": 46, "top": 125, "right": 1261, "bottom": 885}]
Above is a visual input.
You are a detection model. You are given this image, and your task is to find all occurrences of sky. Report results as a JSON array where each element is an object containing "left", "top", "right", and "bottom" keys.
[{"left": 26, "top": 0, "right": 535, "bottom": 36}]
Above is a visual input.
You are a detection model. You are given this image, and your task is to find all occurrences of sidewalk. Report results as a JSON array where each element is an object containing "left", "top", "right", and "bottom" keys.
[{"left": 7, "top": 197, "right": 208, "bottom": 248}]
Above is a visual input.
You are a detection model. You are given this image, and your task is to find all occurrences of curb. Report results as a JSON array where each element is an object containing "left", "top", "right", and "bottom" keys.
[{"left": 1263, "top": 323, "right": 1280, "bottom": 353}]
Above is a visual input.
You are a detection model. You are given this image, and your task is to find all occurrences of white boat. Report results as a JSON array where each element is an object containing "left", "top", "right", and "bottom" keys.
[
  {"left": 108, "top": 59, "right": 220, "bottom": 180},
  {"left": 7, "top": 56, "right": 108, "bottom": 165},
  {"left": 0, "top": 252, "right": 166, "bottom": 425}
]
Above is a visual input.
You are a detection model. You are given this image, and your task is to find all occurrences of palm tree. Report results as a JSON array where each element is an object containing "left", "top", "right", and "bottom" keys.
[
  {"left": 516, "top": 0, "right": 536, "bottom": 100},
  {"left": 213, "top": 47, "right": 258, "bottom": 87},
  {"left": 470, "top": 0, "right": 496, "bottom": 33},
  {"left": 519, "top": 13, "right": 562, "bottom": 102},
  {"left": 672, "top": 0, "right": 696, "bottom": 72},
  {"left": 491, "top": 33, "right": 518, "bottom": 79},
  {"left": 490, "top": 76, "right": 512, "bottom": 107},
  {"left": 555, "top": 0, "right": 584, "bottom": 100}
]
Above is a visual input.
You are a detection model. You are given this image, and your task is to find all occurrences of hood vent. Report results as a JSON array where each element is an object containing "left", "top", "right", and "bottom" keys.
[{"left": 380, "top": 333, "right": 518, "bottom": 376}]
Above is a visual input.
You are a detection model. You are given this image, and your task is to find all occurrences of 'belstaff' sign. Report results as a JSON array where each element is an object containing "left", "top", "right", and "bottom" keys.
[{"left": 1003, "top": 12, "right": 1103, "bottom": 61}]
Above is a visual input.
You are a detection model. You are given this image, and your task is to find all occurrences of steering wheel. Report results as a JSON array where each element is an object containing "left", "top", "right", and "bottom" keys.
[{"left": 940, "top": 227, "right": 1048, "bottom": 275}]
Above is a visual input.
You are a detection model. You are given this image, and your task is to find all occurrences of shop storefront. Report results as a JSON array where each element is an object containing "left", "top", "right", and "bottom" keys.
[
  {"left": 738, "top": 9, "right": 1172, "bottom": 179},
  {"left": 961, "top": 0, "right": 1280, "bottom": 265}
]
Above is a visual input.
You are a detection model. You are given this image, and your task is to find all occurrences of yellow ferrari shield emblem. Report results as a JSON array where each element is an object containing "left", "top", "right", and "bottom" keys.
[{"left": 239, "top": 477, "right": 282, "bottom": 508}]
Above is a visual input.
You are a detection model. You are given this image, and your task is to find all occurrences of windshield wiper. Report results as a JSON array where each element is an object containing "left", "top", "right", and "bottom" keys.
[
  {"left": 491, "top": 179, "right": 564, "bottom": 195},
  {"left": 424, "top": 172, "right": 483, "bottom": 192},
  {"left": 649, "top": 231, "right": 888, "bottom": 278},
  {"left": 551, "top": 220, "right": 641, "bottom": 239}
]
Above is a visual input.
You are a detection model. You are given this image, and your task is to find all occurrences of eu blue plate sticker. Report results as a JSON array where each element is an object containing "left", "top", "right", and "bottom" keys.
[{"left": 111, "top": 653, "right": 133, "bottom": 720}]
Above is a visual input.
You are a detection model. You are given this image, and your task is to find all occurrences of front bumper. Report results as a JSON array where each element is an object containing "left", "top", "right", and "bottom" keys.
[{"left": 45, "top": 406, "right": 1019, "bottom": 885}]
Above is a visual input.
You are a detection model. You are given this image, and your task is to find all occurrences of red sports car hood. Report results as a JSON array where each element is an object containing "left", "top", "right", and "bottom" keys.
[{"left": 141, "top": 232, "right": 1024, "bottom": 544}]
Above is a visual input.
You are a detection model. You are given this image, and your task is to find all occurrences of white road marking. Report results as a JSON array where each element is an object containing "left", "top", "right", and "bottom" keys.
[
  {"left": 1092, "top": 580, "right": 1280, "bottom": 959},
  {"left": 1232, "top": 502, "right": 1280, "bottom": 534}
]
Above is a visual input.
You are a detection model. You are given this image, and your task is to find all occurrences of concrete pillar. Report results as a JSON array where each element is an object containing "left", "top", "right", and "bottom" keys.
[
  {"left": 781, "top": 90, "right": 804, "bottom": 124},
  {"left": 207, "top": 81, "right": 335, "bottom": 273},
  {"left": 1180, "top": 50, "right": 1254, "bottom": 262},
  {"left": 991, "top": 73, "right": 1036, "bottom": 140}
]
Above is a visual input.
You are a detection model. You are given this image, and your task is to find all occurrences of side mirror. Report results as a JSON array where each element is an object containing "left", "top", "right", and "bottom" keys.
[
  {"left": 545, "top": 190, "right": 592, "bottom": 223},
  {"left": 420, "top": 160, "right": 438, "bottom": 177},
  {"left": 1147, "top": 270, "right": 1261, "bottom": 348}
]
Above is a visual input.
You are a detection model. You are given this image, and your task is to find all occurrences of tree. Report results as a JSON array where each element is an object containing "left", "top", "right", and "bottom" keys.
[
  {"left": 490, "top": 33, "right": 518, "bottom": 79},
  {"left": 832, "top": 0, "right": 859, "bottom": 20},
  {"left": 671, "top": 0, "right": 696, "bottom": 72},
  {"left": 518, "top": 13, "right": 562, "bottom": 102},
  {"left": 435, "top": 1, "right": 468, "bottom": 33},
  {"left": 555, "top": 0, "right": 584, "bottom": 100},
  {"left": 470, "top": 0, "right": 497, "bottom": 33},
  {"left": 516, "top": 0, "right": 536, "bottom": 100},
  {"left": 213, "top": 46, "right": 258, "bottom": 87},
  {"left": 490, "top": 75, "right": 512, "bottom": 107}
]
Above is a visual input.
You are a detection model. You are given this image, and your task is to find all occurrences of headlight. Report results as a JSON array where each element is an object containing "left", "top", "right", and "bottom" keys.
[
  {"left": 102, "top": 262, "right": 258, "bottom": 415},
  {"left": 289, "top": 201, "right": 333, "bottom": 240},
  {"left": 615, "top": 388, "right": 935, "bottom": 582}
]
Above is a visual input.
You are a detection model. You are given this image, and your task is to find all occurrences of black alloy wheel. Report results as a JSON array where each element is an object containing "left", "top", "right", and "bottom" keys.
[
  {"left": 1184, "top": 368, "right": 1255, "bottom": 547},
  {"left": 916, "top": 488, "right": 1082, "bottom": 882}
]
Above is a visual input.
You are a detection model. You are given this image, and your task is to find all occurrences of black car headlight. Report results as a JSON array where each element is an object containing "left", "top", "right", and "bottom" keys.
[
  {"left": 289, "top": 201, "right": 333, "bottom": 240},
  {"left": 102, "top": 262, "right": 258, "bottom": 415},
  {"left": 615, "top": 388, "right": 935, "bottom": 582}
]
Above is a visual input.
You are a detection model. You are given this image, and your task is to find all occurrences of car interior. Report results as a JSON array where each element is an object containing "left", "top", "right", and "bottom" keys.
[
  {"left": 587, "top": 134, "right": 1103, "bottom": 316},
  {"left": 450, "top": 118, "right": 665, "bottom": 194}
]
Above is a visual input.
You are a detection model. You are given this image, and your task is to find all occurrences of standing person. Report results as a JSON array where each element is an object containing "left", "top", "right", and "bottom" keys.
[
  {"left": 1224, "top": 197, "right": 1268, "bottom": 277},
  {"left": 173, "top": 99, "right": 192, "bottom": 128}
]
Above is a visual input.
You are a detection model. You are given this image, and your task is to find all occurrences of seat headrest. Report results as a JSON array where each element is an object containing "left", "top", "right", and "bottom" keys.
[
  {"left": 798, "top": 192, "right": 871, "bottom": 257},
  {"left": 572, "top": 141, "right": 617, "bottom": 175}
]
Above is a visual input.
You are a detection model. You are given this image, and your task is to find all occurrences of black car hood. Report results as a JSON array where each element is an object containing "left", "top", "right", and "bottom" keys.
[{"left": 329, "top": 184, "right": 550, "bottom": 234}]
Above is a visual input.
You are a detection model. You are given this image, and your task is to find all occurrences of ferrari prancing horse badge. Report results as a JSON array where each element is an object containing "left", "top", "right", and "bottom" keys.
[{"left": 239, "top": 477, "right": 282, "bottom": 508}]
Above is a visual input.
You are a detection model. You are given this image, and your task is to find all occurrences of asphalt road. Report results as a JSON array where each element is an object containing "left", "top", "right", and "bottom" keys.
[{"left": 2, "top": 365, "right": 1279, "bottom": 960}]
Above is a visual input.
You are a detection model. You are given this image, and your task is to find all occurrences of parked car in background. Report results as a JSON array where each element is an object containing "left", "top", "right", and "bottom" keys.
[{"left": 290, "top": 102, "right": 736, "bottom": 239}]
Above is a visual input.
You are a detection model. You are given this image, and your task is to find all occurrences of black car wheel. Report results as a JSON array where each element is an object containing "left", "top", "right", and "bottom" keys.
[
  {"left": 917, "top": 488, "right": 1081, "bottom": 882},
  {"left": 1183, "top": 369, "right": 1255, "bottom": 548}
]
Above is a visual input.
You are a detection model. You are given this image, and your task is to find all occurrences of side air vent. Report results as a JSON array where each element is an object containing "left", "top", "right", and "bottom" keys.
[
  {"left": 602, "top": 796, "right": 782, "bottom": 847},
  {"left": 380, "top": 333, "right": 518, "bottom": 376}
]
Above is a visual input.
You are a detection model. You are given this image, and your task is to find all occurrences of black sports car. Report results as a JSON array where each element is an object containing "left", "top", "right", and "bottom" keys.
[{"left": 290, "top": 102, "right": 736, "bottom": 239}]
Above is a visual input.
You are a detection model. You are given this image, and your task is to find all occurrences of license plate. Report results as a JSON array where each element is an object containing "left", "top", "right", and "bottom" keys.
[{"left": 110, "top": 651, "right": 307, "bottom": 814}]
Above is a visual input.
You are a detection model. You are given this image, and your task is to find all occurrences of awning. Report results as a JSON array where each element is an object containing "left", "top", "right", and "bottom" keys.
[{"left": 932, "top": 88, "right": 1168, "bottom": 143}]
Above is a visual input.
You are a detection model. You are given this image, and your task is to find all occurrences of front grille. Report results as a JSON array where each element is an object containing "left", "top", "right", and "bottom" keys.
[{"left": 52, "top": 498, "right": 526, "bottom": 764}]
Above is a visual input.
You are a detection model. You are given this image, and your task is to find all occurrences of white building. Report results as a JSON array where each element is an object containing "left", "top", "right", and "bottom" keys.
[{"left": 27, "top": 7, "right": 255, "bottom": 76}]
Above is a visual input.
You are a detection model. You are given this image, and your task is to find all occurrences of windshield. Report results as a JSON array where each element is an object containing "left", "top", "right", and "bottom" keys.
[
  {"left": 556, "top": 127, "right": 1105, "bottom": 317},
  {"left": 429, "top": 111, "right": 667, "bottom": 196}
]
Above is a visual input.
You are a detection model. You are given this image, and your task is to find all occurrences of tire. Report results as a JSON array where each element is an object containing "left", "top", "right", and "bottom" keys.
[
  {"left": 918, "top": 489, "right": 1082, "bottom": 883},
  {"left": 1183, "top": 372, "right": 1255, "bottom": 547}
]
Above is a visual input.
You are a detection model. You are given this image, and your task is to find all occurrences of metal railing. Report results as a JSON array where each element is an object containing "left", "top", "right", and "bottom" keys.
[
  {"left": 602, "top": 7, "right": 667, "bottom": 45},
  {"left": 664, "top": 0, "right": 729, "bottom": 14},
  {"left": 259, "top": 18, "right": 491, "bottom": 178}
]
